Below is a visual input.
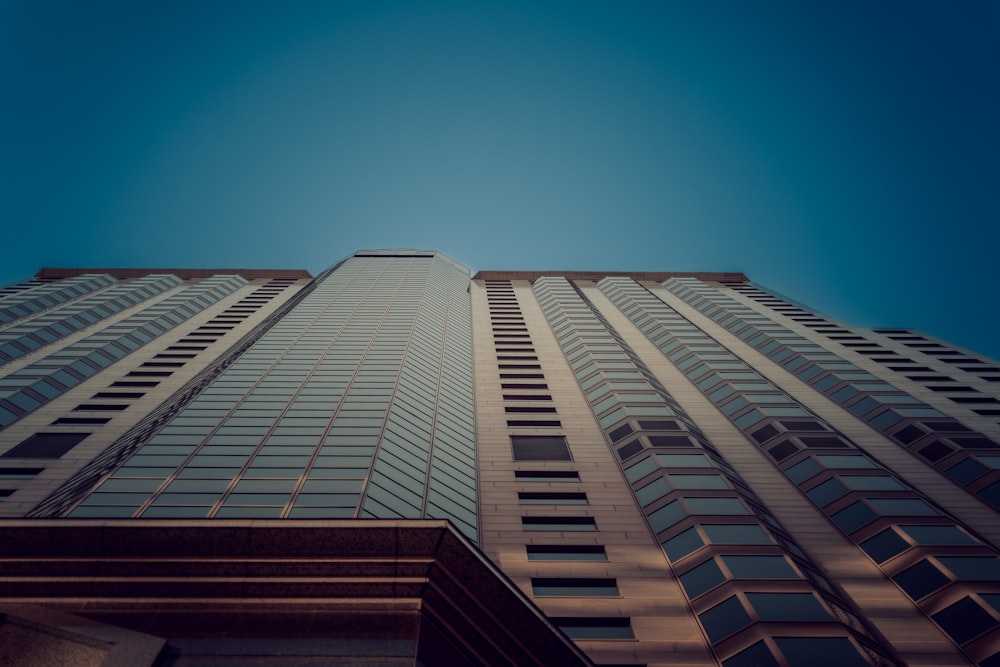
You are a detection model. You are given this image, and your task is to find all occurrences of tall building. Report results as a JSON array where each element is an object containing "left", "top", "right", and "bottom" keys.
[{"left": 1, "top": 250, "right": 999, "bottom": 667}]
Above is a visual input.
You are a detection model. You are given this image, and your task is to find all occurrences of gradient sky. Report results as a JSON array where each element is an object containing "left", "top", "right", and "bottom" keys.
[{"left": 2, "top": 1, "right": 998, "bottom": 358}]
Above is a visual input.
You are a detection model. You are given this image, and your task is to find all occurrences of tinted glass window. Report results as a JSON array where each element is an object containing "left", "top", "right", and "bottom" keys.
[
  {"left": 746, "top": 592, "right": 831, "bottom": 621},
  {"left": 663, "top": 527, "right": 704, "bottom": 561},
  {"left": 699, "top": 596, "right": 752, "bottom": 643},
  {"left": 723, "top": 555, "right": 798, "bottom": 579},
  {"left": 703, "top": 524, "right": 771, "bottom": 545},
  {"left": 900, "top": 525, "right": 977, "bottom": 545},
  {"left": 679, "top": 558, "right": 725, "bottom": 598},
  {"left": 774, "top": 637, "right": 869, "bottom": 667},
  {"left": 860, "top": 529, "right": 909, "bottom": 562}
]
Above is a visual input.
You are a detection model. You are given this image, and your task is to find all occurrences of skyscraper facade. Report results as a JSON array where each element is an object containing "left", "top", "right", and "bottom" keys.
[{"left": 1, "top": 251, "right": 999, "bottom": 667}]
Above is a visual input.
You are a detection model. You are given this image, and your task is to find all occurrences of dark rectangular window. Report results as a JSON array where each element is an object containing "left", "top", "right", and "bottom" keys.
[
  {"left": 111, "top": 381, "right": 159, "bottom": 387},
  {"left": 518, "top": 492, "right": 588, "bottom": 504},
  {"left": 127, "top": 371, "right": 173, "bottom": 377},
  {"left": 51, "top": 417, "right": 111, "bottom": 425},
  {"left": 515, "top": 471, "right": 580, "bottom": 482},
  {"left": 532, "top": 578, "right": 618, "bottom": 596},
  {"left": 501, "top": 383, "right": 549, "bottom": 390},
  {"left": 500, "top": 373, "right": 545, "bottom": 379},
  {"left": 512, "top": 435, "right": 572, "bottom": 460},
  {"left": 93, "top": 392, "right": 145, "bottom": 399},
  {"left": 551, "top": 617, "right": 633, "bottom": 639},
  {"left": 508, "top": 420, "right": 562, "bottom": 427},
  {"left": 3, "top": 433, "right": 90, "bottom": 459},
  {"left": 503, "top": 394, "right": 553, "bottom": 401},
  {"left": 0, "top": 468, "right": 43, "bottom": 479},
  {"left": 74, "top": 404, "right": 129, "bottom": 411},
  {"left": 526, "top": 545, "right": 606, "bottom": 561},
  {"left": 522, "top": 516, "right": 597, "bottom": 531},
  {"left": 141, "top": 362, "right": 185, "bottom": 368},
  {"left": 506, "top": 406, "right": 558, "bottom": 413}
]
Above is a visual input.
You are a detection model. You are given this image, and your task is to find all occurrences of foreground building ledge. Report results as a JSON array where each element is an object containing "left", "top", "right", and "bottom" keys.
[{"left": 0, "top": 519, "right": 594, "bottom": 666}]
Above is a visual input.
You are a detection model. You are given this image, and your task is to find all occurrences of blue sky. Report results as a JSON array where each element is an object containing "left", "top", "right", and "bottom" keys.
[{"left": 2, "top": 1, "right": 998, "bottom": 358}]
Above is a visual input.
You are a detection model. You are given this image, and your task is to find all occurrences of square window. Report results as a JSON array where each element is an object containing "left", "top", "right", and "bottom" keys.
[
  {"left": 892, "top": 560, "right": 949, "bottom": 599},
  {"left": 932, "top": 597, "right": 998, "bottom": 644},
  {"left": 663, "top": 527, "right": 704, "bottom": 561},
  {"left": 679, "top": 558, "right": 725, "bottom": 598},
  {"left": 699, "top": 596, "right": 752, "bottom": 643},
  {"left": 860, "top": 529, "right": 909, "bottom": 562},
  {"left": 703, "top": 524, "right": 771, "bottom": 545}
]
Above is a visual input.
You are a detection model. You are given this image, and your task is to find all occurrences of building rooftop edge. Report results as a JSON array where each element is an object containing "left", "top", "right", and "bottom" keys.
[
  {"left": 472, "top": 269, "right": 749, "bottom": 282},
  {"left": 36, "top": 267, "right": 314, "bottom": 280}
]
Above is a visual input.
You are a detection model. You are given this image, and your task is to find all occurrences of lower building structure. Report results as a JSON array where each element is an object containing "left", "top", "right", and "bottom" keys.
[{"left": 1, "top": 250, "right": 999, "bottom": 666}]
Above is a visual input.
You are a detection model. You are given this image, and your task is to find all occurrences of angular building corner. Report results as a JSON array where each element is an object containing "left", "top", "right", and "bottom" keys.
[{"left": 1, "top": 250, "right": 999, "bottom": 666}]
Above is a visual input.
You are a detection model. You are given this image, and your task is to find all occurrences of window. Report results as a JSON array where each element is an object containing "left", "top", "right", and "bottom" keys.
[
  {"left": 74, "top": 404, "right": 129, "bottom": 411},
  {"left": 522, "top": 516, "right": 596, "bottom": 531},
  {"left": 51, "top": 417, "right": 110, "bottom": 425},
  {"left": 663, "top": 527, "right": 704, "bottom": 561},
  {"left": 515, "top": 470, "right": 580, "bottom": 482},
  {"left": 840, "top": 475, "right": 904, "bottom": 491},
  {"left": 868, "top": 498, "right": 938, "bottom": 516},
  {"left": 937, "top": 556, "right": 1000, "bottom": 580},
  {"left": 932, "top": 597, "right": 999, "bottom": 644},
  {"left": 507, "top": 420, "right": 562, "bottom": 427},
  {"left": 679, "top": 558, "right": 726, "bottom": 597},
  {"left": 860, "top": 529, "right": 909, "bottom": 562},
  {"left": 746, "top": 592, "right": 831, "bottom": 621},
  {"left": 774, "top": 637, "right": 869, "bottom": 667},
  {"left": 722, "top": 555, "right": 798, "bottom": 579},
  {"left": 552, "top": 617, "right": 634, "bottom": 639},
  {"left": 518, "top": 492, "right": 588, "bottom": 504},
  {"left": 699, "top": 596, "right": 752, "bottom": 643},
  {"left": 526, "top": 545, "right": 606, "bottom": 561},
  {"left": 3, "top": 433, "right": 91, "bottom": 458},
  {"left": 511, "top": 435, "right": 571, "bottom": 461},
  {"left": 831, "top": 502, "right": 877, "bottom": 533},
  {"left": 892, "top": 560, "right": 949, "bottom": 598},
  {"left": 685, "top": 497, "right": 747, "bottom": 515},
  {"left": 0, "top": 467, "right": 43, "bottom": 479},
  {"left": 531, "top": 578, "right": 618, "bottom": 596},
  {"left": 806, "top": 479, "right": 848, "bottom": 506},
  {"left": 723, "top": 641, "right": 779, "bottom": 667}
]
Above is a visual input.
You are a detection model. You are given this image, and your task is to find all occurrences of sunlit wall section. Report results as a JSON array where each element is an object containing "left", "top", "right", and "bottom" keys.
[{"left": 532, "top": 276, "right": 897, "bottom": 667}]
